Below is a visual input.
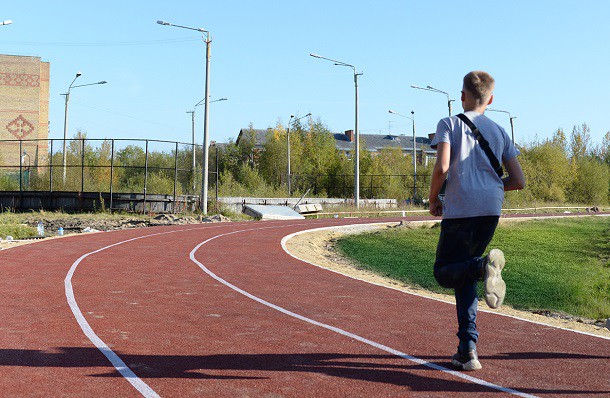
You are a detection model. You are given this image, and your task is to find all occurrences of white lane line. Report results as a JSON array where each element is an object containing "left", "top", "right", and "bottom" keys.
[
  {"left": 189, "top": 225, "right": 538, "bottom": 398},
  {"left": 64, "top": 222, "right": 260, "bottom": 398},
  {"left": 65, "top": 233, "right": 166, "bottom": 398},
  {"left": 281, "top": 224, "right": 610, "bottom": 341}
]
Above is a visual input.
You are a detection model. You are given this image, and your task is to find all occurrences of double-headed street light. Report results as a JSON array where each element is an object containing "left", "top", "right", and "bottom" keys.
[
  {"left": 61, "top": 72, "right": 107, "bottom": 183},
  {"left": 388, "top": 110, "right": 418, "bottom": 199},
  {"left": 487, "top": 108, "right": 516, "bottom": 144},
  {"left": 411, "top": 85, "right": 454, "bottom": 116},
  {"left": 187, "top": 97, "right": 227, "bottom": 191},
  {"left": 158, "top": 19, "right": 212, "bottom": 214},
  {"left": 310, "top": 53, "right": 363, "bottom": 208},
  {"left": 1, "top": 20, "right": 12, "bottom": 26},
  {"left": 286, "top": 113, "right": 311, "bottom": 196}
]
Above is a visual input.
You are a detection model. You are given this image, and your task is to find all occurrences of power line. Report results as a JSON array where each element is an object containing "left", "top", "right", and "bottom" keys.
[
  {"left": 71, "top": 99, "right": 181, "bottom": 130},
  {"left": 0, "top": 37, "right": 200, "bottom": 47}
]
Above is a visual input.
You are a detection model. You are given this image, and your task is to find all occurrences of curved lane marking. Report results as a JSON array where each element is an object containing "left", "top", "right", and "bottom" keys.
[
  {"left": 64, "top": 222, "right": 262, "bottom": 398},
  {"left": 281, "top": 223, "right": 610, "bottom": 341},
  {"left": 65, "top": 232, "right": 167, "bottom": 398},
  {"left": 190, "top": 225, "right": 538, "bottom": 398}
]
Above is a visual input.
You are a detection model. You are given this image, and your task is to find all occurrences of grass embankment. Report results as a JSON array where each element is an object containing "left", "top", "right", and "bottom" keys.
[{"left": 337, "top": 217, "right": 610, "bottom": 320}]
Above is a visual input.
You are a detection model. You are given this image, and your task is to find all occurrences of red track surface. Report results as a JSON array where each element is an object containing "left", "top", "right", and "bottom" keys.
[{"left": 0, "top": 216, "right": 608, "bottom": 397}]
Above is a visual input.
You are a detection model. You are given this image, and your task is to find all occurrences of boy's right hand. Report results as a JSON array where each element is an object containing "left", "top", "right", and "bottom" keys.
[{"left": 429, "top": 198, "right": 443, "bottom": 217}]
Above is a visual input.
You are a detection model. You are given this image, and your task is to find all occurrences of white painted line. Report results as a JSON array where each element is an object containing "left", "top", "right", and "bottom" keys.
[
  {"left": 63, "top": 222, "right": 255, "bottom": 398},
  {"left": 189, "top": 225, "right": 538, "bottom": 398},
  {"left": 281, "top": 223, "right": 610, "bottom": 341}
]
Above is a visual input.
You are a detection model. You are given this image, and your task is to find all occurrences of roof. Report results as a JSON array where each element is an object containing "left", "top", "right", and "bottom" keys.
[
  {"left": 236, "top": 128, "right": 271, "bottom": 148},
  {"left": 334, "top": 133, "right": 435, "bottom": 154},
  {"left": 237, "top": 128, "right": 436, "bottom": 154}
]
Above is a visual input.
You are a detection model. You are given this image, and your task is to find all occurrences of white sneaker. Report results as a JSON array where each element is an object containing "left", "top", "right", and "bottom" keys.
[
  {"left": 484, "top": 249, "right": 506, "bottom": 309},
  {"left": 451, "top": 349, "right": 482, "bottom": 371}
]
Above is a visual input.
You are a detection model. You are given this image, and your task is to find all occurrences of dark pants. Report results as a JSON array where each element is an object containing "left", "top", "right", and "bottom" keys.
[{"left": 433, "top": 216, "right": 499, "bottom": 352}]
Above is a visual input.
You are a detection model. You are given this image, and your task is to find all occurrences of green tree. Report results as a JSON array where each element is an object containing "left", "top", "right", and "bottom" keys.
[
  {"left": 570, "top": 123, "right": 592, "bottom": 161},
  {"left": 567, "top": 156, "right": 609, "bottom": 204},
  {"left": 519, "top": 140, "right": 572, "bottom": 202}
]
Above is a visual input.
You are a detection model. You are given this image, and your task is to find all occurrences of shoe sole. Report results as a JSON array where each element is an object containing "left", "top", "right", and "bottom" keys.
[
  {"left": 451, "top": 358, "right": 482, "bottom": 371},
  {"left": 485, "top": 249, "right": 506, "bottom": 309}
]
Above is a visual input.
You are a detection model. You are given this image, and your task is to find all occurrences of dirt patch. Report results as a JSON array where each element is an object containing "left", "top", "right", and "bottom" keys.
[{"left": 284, "top": 220, "right": 610, "bottom": 338}]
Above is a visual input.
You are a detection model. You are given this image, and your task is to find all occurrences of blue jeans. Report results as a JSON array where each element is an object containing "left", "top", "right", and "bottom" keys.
[{"left": 433, "top": 216, "right": 499, "bottom": 352}]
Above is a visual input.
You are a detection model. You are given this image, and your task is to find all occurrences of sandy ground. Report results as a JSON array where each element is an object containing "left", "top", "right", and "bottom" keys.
[{"left": 284, "top": 219, "right": 610, "bottom": 338}]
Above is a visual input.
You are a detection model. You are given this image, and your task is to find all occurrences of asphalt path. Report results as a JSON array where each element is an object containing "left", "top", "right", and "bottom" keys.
[{"left": 0, "top": 216, "right": 608, "bottom": 397}]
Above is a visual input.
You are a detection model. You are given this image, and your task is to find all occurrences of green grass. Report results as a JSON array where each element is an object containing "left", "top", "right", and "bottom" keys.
[{"left": 337, "top": 217, "right": 610, "bottom": 320}]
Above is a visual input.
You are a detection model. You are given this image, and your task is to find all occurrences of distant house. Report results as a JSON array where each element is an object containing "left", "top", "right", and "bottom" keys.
[
  {"left": 335, "top": 130, "right": 436, "bottom": 166},
  {"left": 236, "top": 127, "right": 437, "bottom": 166},
  {"left": 236, "top": 128, "right": 272, "bottom": 150}
]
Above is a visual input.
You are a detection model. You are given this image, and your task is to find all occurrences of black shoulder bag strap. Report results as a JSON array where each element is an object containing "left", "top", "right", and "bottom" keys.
[{"left": 456, "top": 113, "right": 504, "bottom": 178}]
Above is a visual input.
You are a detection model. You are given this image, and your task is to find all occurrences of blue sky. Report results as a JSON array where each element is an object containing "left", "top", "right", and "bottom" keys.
[{"left": 2, "top": 1, "right": 609, "bottom": 148}]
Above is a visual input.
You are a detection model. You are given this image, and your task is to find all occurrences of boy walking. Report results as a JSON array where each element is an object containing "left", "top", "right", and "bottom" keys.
[{"left": 428, "top": 71, "right": 525, "bottom": 370}]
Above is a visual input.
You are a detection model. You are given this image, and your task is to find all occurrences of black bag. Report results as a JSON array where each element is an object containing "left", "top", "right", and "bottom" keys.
[{"left": 438, "top": 113, "right": 504, "bottom": 201}]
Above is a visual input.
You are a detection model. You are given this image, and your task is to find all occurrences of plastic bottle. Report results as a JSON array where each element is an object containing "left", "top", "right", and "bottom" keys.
[
  {"left": 58, "top": 227, "right": 64, "bottom": 236},
  {"left": 37, "top": 221, "right": 45, "bottom": 237}
]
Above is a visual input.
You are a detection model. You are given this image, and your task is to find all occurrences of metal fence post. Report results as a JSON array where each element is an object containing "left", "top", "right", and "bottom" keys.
[
  {"left": 173, "top": 142, "right": 178, "bottom": 214},
  {"left": 49, "top": 139, "right": 53, "bottom": 192},
  {"left": 110, "top": 139, "right": 115, "bottom": 212},
  {"left": 19, "top": 140, "right": 23, "bottom": 194},
  {"left": 143, "top": 140, "right": 149, "bottom": 213},
  {"left": 81, "top": 138, "right": 85, "bottom": 192},
  {"left": 215, "top": 145, "right": 219, "bottom": 211}
]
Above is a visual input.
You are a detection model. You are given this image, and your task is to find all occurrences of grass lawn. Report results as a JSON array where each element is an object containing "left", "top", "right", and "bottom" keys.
[{"left": 336, "top": 216, "right": 610, "bottom": 320}]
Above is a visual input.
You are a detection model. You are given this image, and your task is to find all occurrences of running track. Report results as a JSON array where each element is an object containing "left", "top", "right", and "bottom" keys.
[{"left": 0, "top": 216, "right": 608, "bottom": 397}]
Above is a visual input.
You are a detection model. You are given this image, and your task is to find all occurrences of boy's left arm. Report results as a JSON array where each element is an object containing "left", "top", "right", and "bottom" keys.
[{"left": 502, "top": 157, "right": 525, "bottom": 191}]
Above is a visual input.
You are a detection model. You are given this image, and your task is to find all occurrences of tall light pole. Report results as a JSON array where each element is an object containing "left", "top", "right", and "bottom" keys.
[
  {"left": 61, "top": 72, "right": 107, "bottom": 183},
  {"left": 488, "top": 108, "right": 516, "bottom": 144},
  {"left": 187, "top": 97, "right": 227, "bottom": 192},
  {"left": 286, "top": 113, "right": 311, "bottom": 196},
  {"left": 310, "top": 53, "right": 363, "bottom": 208},
  {"left": 1, "top": 20, "right": 12, "bottom": 26},
  {"left": 158, "top": 20, "right": 212, "bottom": 214},
  {"left": 411, "top": 84, "right": 454, "bottom": 116},
  {"left": 389, "top": 110, "right": 418, "bottom": 199}
]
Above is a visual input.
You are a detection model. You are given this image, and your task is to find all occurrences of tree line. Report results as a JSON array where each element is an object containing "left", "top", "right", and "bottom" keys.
[{"left": 1, "top": 119, "right": 609, "bottom": 207}]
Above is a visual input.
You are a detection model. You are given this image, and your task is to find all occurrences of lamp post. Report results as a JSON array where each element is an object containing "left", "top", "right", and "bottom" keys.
[
  {"left": 1, "top": 20, "right": 12, "bottom": 26},
  {"left": 61, "top": 73, "right": 107, "bottom": 183},
  {"left": 411, "top": 85, "right": 454, "bottom": 116},
  {"left": 187, "top": 97, "right": 227, "bottom": 192},
  {"left": 310, "top": 53, "right": 363, "bottom": 208},
  {"left": 487, "top": 108, "right": 516, "bottom": 144},
  {"left": 158, "top": 20, "right": 212, "bottom": 214},
  {"left": 389, "top": 110, "right": 418, "bottom": 199},
  {"left": 21, "top": 150, "right": 31, "bottom": 189},
  {"left": 286, "top": 113, "right": 311, "bottom": 196}
]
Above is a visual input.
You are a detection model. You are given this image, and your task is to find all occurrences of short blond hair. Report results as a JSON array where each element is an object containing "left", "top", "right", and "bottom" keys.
[{"left": 463, "top": 71, "right": 495, "bottom": 106}]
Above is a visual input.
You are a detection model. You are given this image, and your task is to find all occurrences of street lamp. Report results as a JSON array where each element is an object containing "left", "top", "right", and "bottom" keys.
[
  {"left": 61, "top": 72, "right": 107, "bottom": 183},
  {"left": 1, "top": 20, "right": 12, "bottom": 26},
  {"left": 389, "top": 110, "right": 418, "bottom": 199},
  {"left": 310, "top": 53, "right": 363, "bottom": 208},
  {"left": 158, "top": 20, "right": 212, "bottom": 214},
  {"left": 187, "top": 97, "right": 227, "bottom": 192},
  {"left": 286, "top": 113, "right": 311, "bottom": 196},
  {"left": 487, "top": 108, "right": 516, "bottom": 144},
  {"left": 411, "top": 84, "right": 454, "bottom": 116}
]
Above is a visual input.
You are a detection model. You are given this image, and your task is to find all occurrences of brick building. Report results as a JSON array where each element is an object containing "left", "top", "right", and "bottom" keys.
[{"left": 0, "top": 54, "right": 50, "bottom": 168}]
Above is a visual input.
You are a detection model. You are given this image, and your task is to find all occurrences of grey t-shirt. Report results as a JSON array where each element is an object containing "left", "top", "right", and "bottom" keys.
[{"left": 431, "top": 111, "right": 520, "bottom": 219}]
